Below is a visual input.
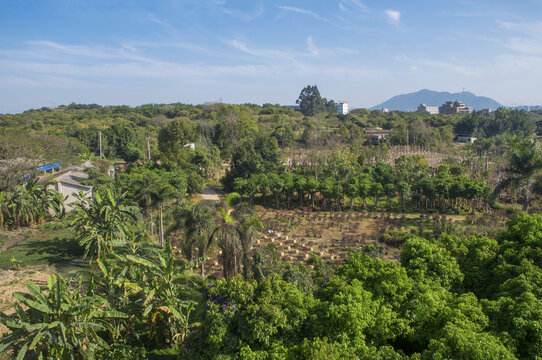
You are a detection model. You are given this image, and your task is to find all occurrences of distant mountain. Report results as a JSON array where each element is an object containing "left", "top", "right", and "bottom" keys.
[{"left": 370, "top": 89, "right": 502, "bottom": 111}]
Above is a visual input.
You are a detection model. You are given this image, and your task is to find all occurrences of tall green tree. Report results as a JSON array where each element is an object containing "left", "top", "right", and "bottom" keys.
[
  {"left": 158, "top": 117, "right": 197, "bottom": 165},
  {"left": 296, "top": 85, "right": 325, "bottom": 116}
]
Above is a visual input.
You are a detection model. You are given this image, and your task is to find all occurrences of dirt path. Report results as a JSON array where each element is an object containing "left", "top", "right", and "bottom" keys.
[{"left": 199, "top": 186, "right": 221, "bottom": 201}]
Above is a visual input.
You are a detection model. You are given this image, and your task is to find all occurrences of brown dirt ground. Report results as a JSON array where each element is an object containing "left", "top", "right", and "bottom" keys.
[
  {"left": 195, "top": 208, "right": 423, "bottom": 278},
  {"left": 0, "top": 264, "right": 54, "bottom": 336}
]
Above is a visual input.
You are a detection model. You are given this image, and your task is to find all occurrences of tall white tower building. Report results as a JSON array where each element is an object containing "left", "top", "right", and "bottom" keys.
[{"left": 336, "top": 101, "right": 349, "bottom": 115}]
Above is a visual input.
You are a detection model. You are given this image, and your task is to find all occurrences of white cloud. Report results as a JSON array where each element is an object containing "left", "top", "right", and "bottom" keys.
[
  {"left": 220, "top": 4, "right": 264, "bottom": 21},
  {"left": 223, "top": 37, "right": 358, "bottom": 61},
  {"left": 495, "top": 20, "right": 542, "bottom": 55},
  {"left": 277, "top": 6, "right": 325, "bottom": 22},
  {"left": 385, "top": 9, "right": 401, "bottom": 25},
  {"left": 497, "top": 20, "right": 542, "bottom": 36},
  {"left": 340, "top": 0, "right": 368, "bottom": 13},
  {"left": 306, "top": 36, "right": 319, "bottom": 56}
]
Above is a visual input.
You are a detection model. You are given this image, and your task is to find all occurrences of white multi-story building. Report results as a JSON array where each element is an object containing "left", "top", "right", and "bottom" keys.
[
  {"left": 418, "top": 104, "right": 439, "bottom": 114},
  {"left": 337, "top": 101, "right": 348, "bottom": 114}
]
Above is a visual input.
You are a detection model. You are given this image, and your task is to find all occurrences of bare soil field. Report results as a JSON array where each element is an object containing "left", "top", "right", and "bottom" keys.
[{"left": 196, "top": 207, "right": 467, "bottom": 279}]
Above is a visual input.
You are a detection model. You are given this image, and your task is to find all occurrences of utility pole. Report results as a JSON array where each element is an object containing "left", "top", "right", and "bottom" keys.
[
  {"left": 406, "top": 128, "right": 409, "bottom": 154},
  {"left": 99, "top": 131, "right": 103, "bottom": 159}
]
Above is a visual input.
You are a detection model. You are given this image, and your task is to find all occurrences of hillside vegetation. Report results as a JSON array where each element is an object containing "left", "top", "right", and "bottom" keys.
[{"left": 1, "top": 89, "right": 542, "bottom": 359}]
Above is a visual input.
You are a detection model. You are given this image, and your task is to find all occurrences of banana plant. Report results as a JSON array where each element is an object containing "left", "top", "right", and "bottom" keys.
[
  {"left": 0, "top": 274, "right": 128, "bottom": 359},
  {"left": 126, "top": 248, "right": 204, "bottom": 346},
  {"left": 71, "top": 187, "right": 139, "bottom": 261}
]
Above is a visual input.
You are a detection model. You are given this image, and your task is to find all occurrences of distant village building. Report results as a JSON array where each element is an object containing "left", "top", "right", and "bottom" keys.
[
  {"left": 365, "top": 128, "right": 393, "bottom": 145},
  {"left": 381, "top": 108, "right": 390, "bottom": 113},
  {"left": 336, "top": 101, "right": 349, "bottom": 115},
  {"left": 417, "top": 104, "right": 439, "bottom": 115},
  {"left": 439, "top": 101, "right": 472, "bottom": 114},
  {"left": 513, "top": 105, "right": 541, "bottom": 111},
  {"left": 455, "top": 135, "right": 477, "bottom": 143},
  {"left": 478, "top": 109, "right": 493, "bottom": 114}
]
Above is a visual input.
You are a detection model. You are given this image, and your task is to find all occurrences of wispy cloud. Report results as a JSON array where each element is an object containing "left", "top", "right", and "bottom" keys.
[
  {"left": 277, "top": 6, "right": 326, "bottom": 22},
  {"left": 222, "top": 36, "right": 358, "bottom": 61},
  {"left": 213, "top": 1, "right": 264, "bottom": 21},
  {"left": 339, "top": 0, "right": 368, "bottom": 14},
  {"left": 497, "top": 20, "right": 542, "bottom": 35},
  {"left": 276, "top": 5, "right": 361, "bottom": 31},
  {"left": 306, "top": 36, "right": 319, "bottom": 56},
  {"left": 0, "top": 39, "right": 377, "bottom": 98},
  {"left": 385, "top": 9, "right": 401, "bottom": 25},
  {"left": 496, "top": 20, "right": 542, "bottom": 55}
]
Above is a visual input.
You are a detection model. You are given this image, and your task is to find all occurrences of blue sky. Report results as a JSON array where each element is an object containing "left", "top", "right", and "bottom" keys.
[{"left": 1, "top": 0, "right": 541, "bottom": 113}]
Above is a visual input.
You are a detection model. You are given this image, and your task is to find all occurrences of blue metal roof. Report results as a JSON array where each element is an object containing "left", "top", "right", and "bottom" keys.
[{"left": 36, "top": 162, "right": 61, "bottom": 172}]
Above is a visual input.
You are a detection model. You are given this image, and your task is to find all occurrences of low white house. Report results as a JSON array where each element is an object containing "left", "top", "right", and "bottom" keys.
[{"left": 47, "top": 168, "right": 92, "bottom": 210}]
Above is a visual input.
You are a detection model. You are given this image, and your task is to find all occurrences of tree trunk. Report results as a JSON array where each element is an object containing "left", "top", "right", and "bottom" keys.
[
  {"left": 523, "top": 190, "right": 530, "bottom": 213},
  {"left": 275, "top": 192, "right": 279, "bottom": 209},
  {"left": 150, "top": 213, "right": 154, "bottom": 236},
  {"left": 349, "top": 198, "right": 354, "bottom": 211},
  {"left": 243, "top": 254, "right": 250, "bottom": 279},
  {"left": 159, "top": 204, "right": 164, "bottom": 247}
]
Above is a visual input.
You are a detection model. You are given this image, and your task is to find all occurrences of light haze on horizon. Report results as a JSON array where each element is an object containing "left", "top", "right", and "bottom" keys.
[{"left": 1, "top": 0, "right": 541, "bottom": 114}]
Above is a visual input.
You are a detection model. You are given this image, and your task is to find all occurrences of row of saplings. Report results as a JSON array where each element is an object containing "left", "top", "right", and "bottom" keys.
[{"left": 232, "top": 168, "right": 492, "bottom": 213}]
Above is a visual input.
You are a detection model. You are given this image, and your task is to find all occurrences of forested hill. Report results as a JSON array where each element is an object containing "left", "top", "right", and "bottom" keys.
[{"left": 371, "top": 89, "right": 503, "bottom": 111}]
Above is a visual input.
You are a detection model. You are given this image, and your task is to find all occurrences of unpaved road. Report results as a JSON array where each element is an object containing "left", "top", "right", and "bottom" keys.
[{"left": 199, "top": 186, "right": 221, "bottom": 201}]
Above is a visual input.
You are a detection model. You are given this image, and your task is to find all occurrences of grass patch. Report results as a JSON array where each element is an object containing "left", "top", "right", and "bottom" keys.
[{"left": 0, "top": 222, "right": 83, "bottom": 269}]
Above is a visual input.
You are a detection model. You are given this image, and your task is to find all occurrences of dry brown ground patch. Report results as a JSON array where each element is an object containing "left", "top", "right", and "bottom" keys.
[{"left": 0, "top": 264, "right": 54, "bottom": 336}]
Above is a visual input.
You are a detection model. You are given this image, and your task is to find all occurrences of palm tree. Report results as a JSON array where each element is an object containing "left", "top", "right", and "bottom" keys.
[
  {"left": 155, "top": 184, "right": 175, "bottom": 247},
  {"left": 232, "top": 204, "right": 263, "bottom": 279},
  {"left": 494, "top": 138, "right": 542, "bottom": 212},
  {"left": 132, "top": 174, "right": 162, "bottom": 236},
  {"left": 207, "top": 204, "right": 242, "bottom": 280},
  {"left": 168, "top": 200, "right": 218, "bottom": 277},
  {"left": 212, "top": 221, "right": 242, "bottom": 280},
  {"left": 207, "top": 203, "right": 263, "bottom": 280}
]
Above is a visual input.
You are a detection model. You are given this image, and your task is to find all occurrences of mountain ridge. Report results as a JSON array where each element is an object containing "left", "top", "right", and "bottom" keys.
[{"left": 370, "top": 89, "right": 502, "bottom": 111}]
